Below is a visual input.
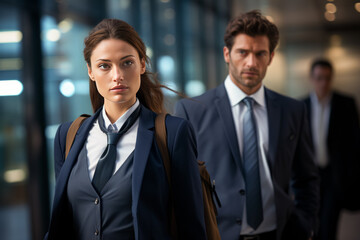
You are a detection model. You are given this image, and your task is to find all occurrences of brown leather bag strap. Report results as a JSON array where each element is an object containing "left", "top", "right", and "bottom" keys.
[
  {"left": 155, "top": 113, "right": 178, "bottom": 239},
  {"left": 65, "top": 114, "right": 90, "bottom": 159},
  {"left": 155, "top": 113, "right": 171, "bottom": 184}
]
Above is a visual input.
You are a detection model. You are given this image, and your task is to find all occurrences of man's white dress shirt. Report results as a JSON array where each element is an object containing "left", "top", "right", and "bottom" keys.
[{"left": 224, "top": 76, "right": 277, "bottom": 235}]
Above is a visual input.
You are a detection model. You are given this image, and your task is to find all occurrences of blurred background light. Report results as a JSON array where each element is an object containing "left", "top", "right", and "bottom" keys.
[
  {"left": 325, "top": 11, "right": 336, "bottom": 21},
  {"left": 164, "top": 8, "right": 175, "bottom": 19},
  {"left": 355, "top": 2, "right": 360, "bottom": 13},
  {"left": 158, "top": 55, "right": 175, "bottom": 75},
  {"left": 59, "top": 79, "right": 75, "bottom": 97},
  {"left": 146, "top": 46, "right": 153, "bottom": 59},
  {"left": 0, "top": 31, "right": 22, "bottom": 43},
  {"left": 46, "top": 28, "right": 61, "bottom": 42},
  {"left": 4, "top": 169, "right": 27, "bottom": 183},
  {"left": 326, "top": 3, "right": 337, "bottom": 14},
  {"left": 164, "top": 34, "right": 175, "bottom": 46},
  {"left": 185, "top": 80, "right": 206, "bottom": 97},
  {"left": 0, "top": 80, "right": 23, "bottom": 96},
  {"left": 58, "top": 18, "right": 73, "bottom": 33}
]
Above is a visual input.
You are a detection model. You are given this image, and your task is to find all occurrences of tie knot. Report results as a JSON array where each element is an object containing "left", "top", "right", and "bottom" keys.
[
  {"left": 243, "top": 97, "right": 254, "bottom": 109},
  {"left": 107, "top": 132, "right": 120, "bottom": 145}
]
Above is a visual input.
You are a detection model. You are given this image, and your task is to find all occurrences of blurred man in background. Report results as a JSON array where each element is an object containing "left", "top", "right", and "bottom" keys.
[{"left": 304, "top": 59, "right": 360, "bottom": 240}]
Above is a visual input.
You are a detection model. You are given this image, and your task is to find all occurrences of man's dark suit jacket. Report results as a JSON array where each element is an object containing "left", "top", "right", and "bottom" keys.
[
  {"left": 304, "top": 91, "right": 360, "bottom": 210},
  {"left": 175, "top": 84, "right": 319, "bottom": 240}
]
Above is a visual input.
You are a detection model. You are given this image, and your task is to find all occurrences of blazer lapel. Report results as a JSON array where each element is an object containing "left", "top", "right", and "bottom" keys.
[
  {"left": 214, "top": 84, "right": 244, "bottom": 174},
  {"left": 304, "top": 97, "right": 312, "bottom": 141},
  {"left": 265, "top": 88, "right": 281, "bottom": 171},
  {"left": 132, "top": 106, "right": 155, "bottom": 214}
]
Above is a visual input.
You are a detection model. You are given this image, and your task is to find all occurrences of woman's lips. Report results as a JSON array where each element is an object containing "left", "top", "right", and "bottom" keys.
[{"left": 110, "top": 85, "right": 129, "bottom": 92}]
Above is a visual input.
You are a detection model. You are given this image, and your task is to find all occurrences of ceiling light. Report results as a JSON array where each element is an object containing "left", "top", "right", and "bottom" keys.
[
  {"left": 326, "top": 3, "right": 337, "bottom": 14},
  {"left": 355, "top": 3, "right": 360, "bottom": 13},
  {"left": 324, "top": 12, "right": 336, "bottom": 21},
  {"left": 0, "top": 31, "right": 22, "bottom": 43}
]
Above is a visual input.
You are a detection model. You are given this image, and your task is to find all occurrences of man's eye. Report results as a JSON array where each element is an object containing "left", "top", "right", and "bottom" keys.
[{"left": 257, "top": 52, "right": 267, "bottom": 57}]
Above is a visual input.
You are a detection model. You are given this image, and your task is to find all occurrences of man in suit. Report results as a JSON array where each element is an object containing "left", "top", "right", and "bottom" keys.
[
  {"left": 175, "top": 10, "right": 319, "bottom": 240},
  {"left": 303, "top": 59, "right": 360, "bottom": 240}
]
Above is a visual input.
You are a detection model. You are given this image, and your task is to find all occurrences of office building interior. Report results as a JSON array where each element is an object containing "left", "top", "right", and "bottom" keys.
[{"left": 0, "top": 0, "right": 359, "bottom": 239}]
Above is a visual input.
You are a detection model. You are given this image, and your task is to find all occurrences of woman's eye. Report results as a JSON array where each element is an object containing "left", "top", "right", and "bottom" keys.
[
  {"left": 123, "top": 60, "right": 134, "bottom": 67},
  {"left": 99, "top": 64, "right": 110, "bottom": 69}
]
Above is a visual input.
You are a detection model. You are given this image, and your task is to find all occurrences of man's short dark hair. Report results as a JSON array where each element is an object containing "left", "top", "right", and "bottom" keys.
[
  {"left": 224, "top": 10, "right": 279, "bottom": 53},
  {"left": 310, "top": 58, "right": 333, "bottom": 75}
]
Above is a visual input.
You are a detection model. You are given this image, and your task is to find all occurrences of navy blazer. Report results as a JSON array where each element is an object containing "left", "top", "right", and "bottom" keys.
[
  {"left": 175, "top": 84, "right": 319, "bottom": 240},
  {"left": 45, "top": 105, "right": 207, "bottom": 240}
]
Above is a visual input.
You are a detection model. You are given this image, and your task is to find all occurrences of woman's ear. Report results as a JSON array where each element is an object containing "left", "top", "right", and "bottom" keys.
[
  {"left": 140, "top": 58, "right": 146, "bottom": 74},
  {"left": 87, "top": 64, "right": 95, "bottom": 81}
]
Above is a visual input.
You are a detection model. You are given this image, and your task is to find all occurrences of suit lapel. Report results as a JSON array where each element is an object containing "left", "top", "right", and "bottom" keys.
[
  {"left": 52, "top": 109, "right": 101, "bottom": 212},
  {"left": 132, "top": 106, "right": 155, "bottom": 214},
  {"left": 265, "top": 88, "right": 282, "bottom": 170},
  {"left": 214, "top": 84, "right": 244, "bottom": 174},
  {"left": 304, "top": 97, "right": 313, "bottom": 140},
  {"left": 327, "top": 92, "right": 337, "bottom": 144}
]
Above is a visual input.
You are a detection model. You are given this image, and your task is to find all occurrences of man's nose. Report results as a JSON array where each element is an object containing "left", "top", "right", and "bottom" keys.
[{"left": 246, "top": 54, "right": 257, "bottom": 67}]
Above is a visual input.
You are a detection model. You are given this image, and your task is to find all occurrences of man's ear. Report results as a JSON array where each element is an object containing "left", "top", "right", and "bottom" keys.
[
  {"left": 268, "top": 51, "right": 275, "bottom": 65},
  {"left": 140, "top": 58, "right": 146, "bottom": 74},
  {"left": 223, "top": 46, "right": 230, "bottom": 63},
  {"left": 87, "top": 64, "right": 95, "bottom": 81}
]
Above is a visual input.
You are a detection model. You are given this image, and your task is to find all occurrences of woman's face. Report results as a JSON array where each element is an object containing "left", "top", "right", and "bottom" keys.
[{"left": 87, "top": 38, "right": 145, "bottom": 109}]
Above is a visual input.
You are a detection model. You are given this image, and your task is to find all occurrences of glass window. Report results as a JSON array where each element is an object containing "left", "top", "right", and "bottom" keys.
[
  {"left": 0, "top": 4, "right": 31, "bottom": 240},
  {"left": 41, "top": 15, "right": 92, "bottom": 197}
]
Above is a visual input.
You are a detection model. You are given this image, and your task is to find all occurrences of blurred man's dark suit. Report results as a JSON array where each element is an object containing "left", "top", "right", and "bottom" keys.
[{"left": 304, "top": 91, "right": 360, "bottom": 240}]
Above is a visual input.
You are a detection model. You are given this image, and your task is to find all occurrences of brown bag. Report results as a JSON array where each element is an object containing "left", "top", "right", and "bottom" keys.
[{"left": 155, "top": 113, "right": 221, "bottom": 240}]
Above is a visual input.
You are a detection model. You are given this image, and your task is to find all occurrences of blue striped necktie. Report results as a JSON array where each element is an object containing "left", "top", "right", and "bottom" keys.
[{"left": 242, "top": 97, "right": 263, "bottom": 230}]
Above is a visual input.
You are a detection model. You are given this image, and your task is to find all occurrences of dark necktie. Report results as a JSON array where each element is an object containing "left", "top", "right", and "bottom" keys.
[
  {"left": 242, "top": 97, "right": 263, "bottom": 230},
  {"left": 92, "top": 105, "right": 141, "bottom": 194}
]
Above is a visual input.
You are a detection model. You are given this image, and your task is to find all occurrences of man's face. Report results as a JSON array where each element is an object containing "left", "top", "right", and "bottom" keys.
[
  {"left": 223, "top": 34, "right": 274, "bottom": 95},
  {"left": 310, "top": 65, "right": 332, "bottom": 99}
]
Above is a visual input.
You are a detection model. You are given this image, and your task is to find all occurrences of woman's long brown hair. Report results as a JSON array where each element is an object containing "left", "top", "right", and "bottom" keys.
[{"left": 84, "top": 19, "right": 166, "bottom": 114}]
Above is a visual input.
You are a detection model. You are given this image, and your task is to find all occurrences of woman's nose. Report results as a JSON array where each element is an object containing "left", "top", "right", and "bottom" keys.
[{"left": 112, "top": 66, "right": 123, "bottom": 82}]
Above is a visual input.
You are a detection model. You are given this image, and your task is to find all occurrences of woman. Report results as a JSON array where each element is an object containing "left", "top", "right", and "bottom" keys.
[{"left": 45, "top": 19, "right": 206, "bottom": 240}]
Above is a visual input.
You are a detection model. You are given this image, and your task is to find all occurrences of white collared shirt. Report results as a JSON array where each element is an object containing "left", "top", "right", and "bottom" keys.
[
  {"left": 310, "top": 92, "right": 331, "bottom": 168},
  {"left": 224, "top": 76, "right": 277, "bottom": 234},
  {"left": 86, "top": 99, "right": 140, "bottom": 180}
]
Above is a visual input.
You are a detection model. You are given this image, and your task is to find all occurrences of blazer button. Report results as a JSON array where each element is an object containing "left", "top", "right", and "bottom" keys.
[
  {"left": 236, "top": 218, "right": 242, "bottom": 225},
  {"left": 239, "top": 189, "right": 245, "bottom": 195},
  {"left": 95, "top": 229, "right": 99, "bottom": 236},
  {"left": 94, "top": 198, "right": 99, "bottom": 205}
]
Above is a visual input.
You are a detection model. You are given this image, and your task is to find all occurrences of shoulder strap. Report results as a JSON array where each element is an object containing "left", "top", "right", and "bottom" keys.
[
  {"left": 155, "top": 113, "right": 171, "bottom": 183},
  {"left": 155, "top": 113, "right": 178, "bottom": 239},
  {"left": 65, "top": 114, "right": 90, "bottom": 159}
]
